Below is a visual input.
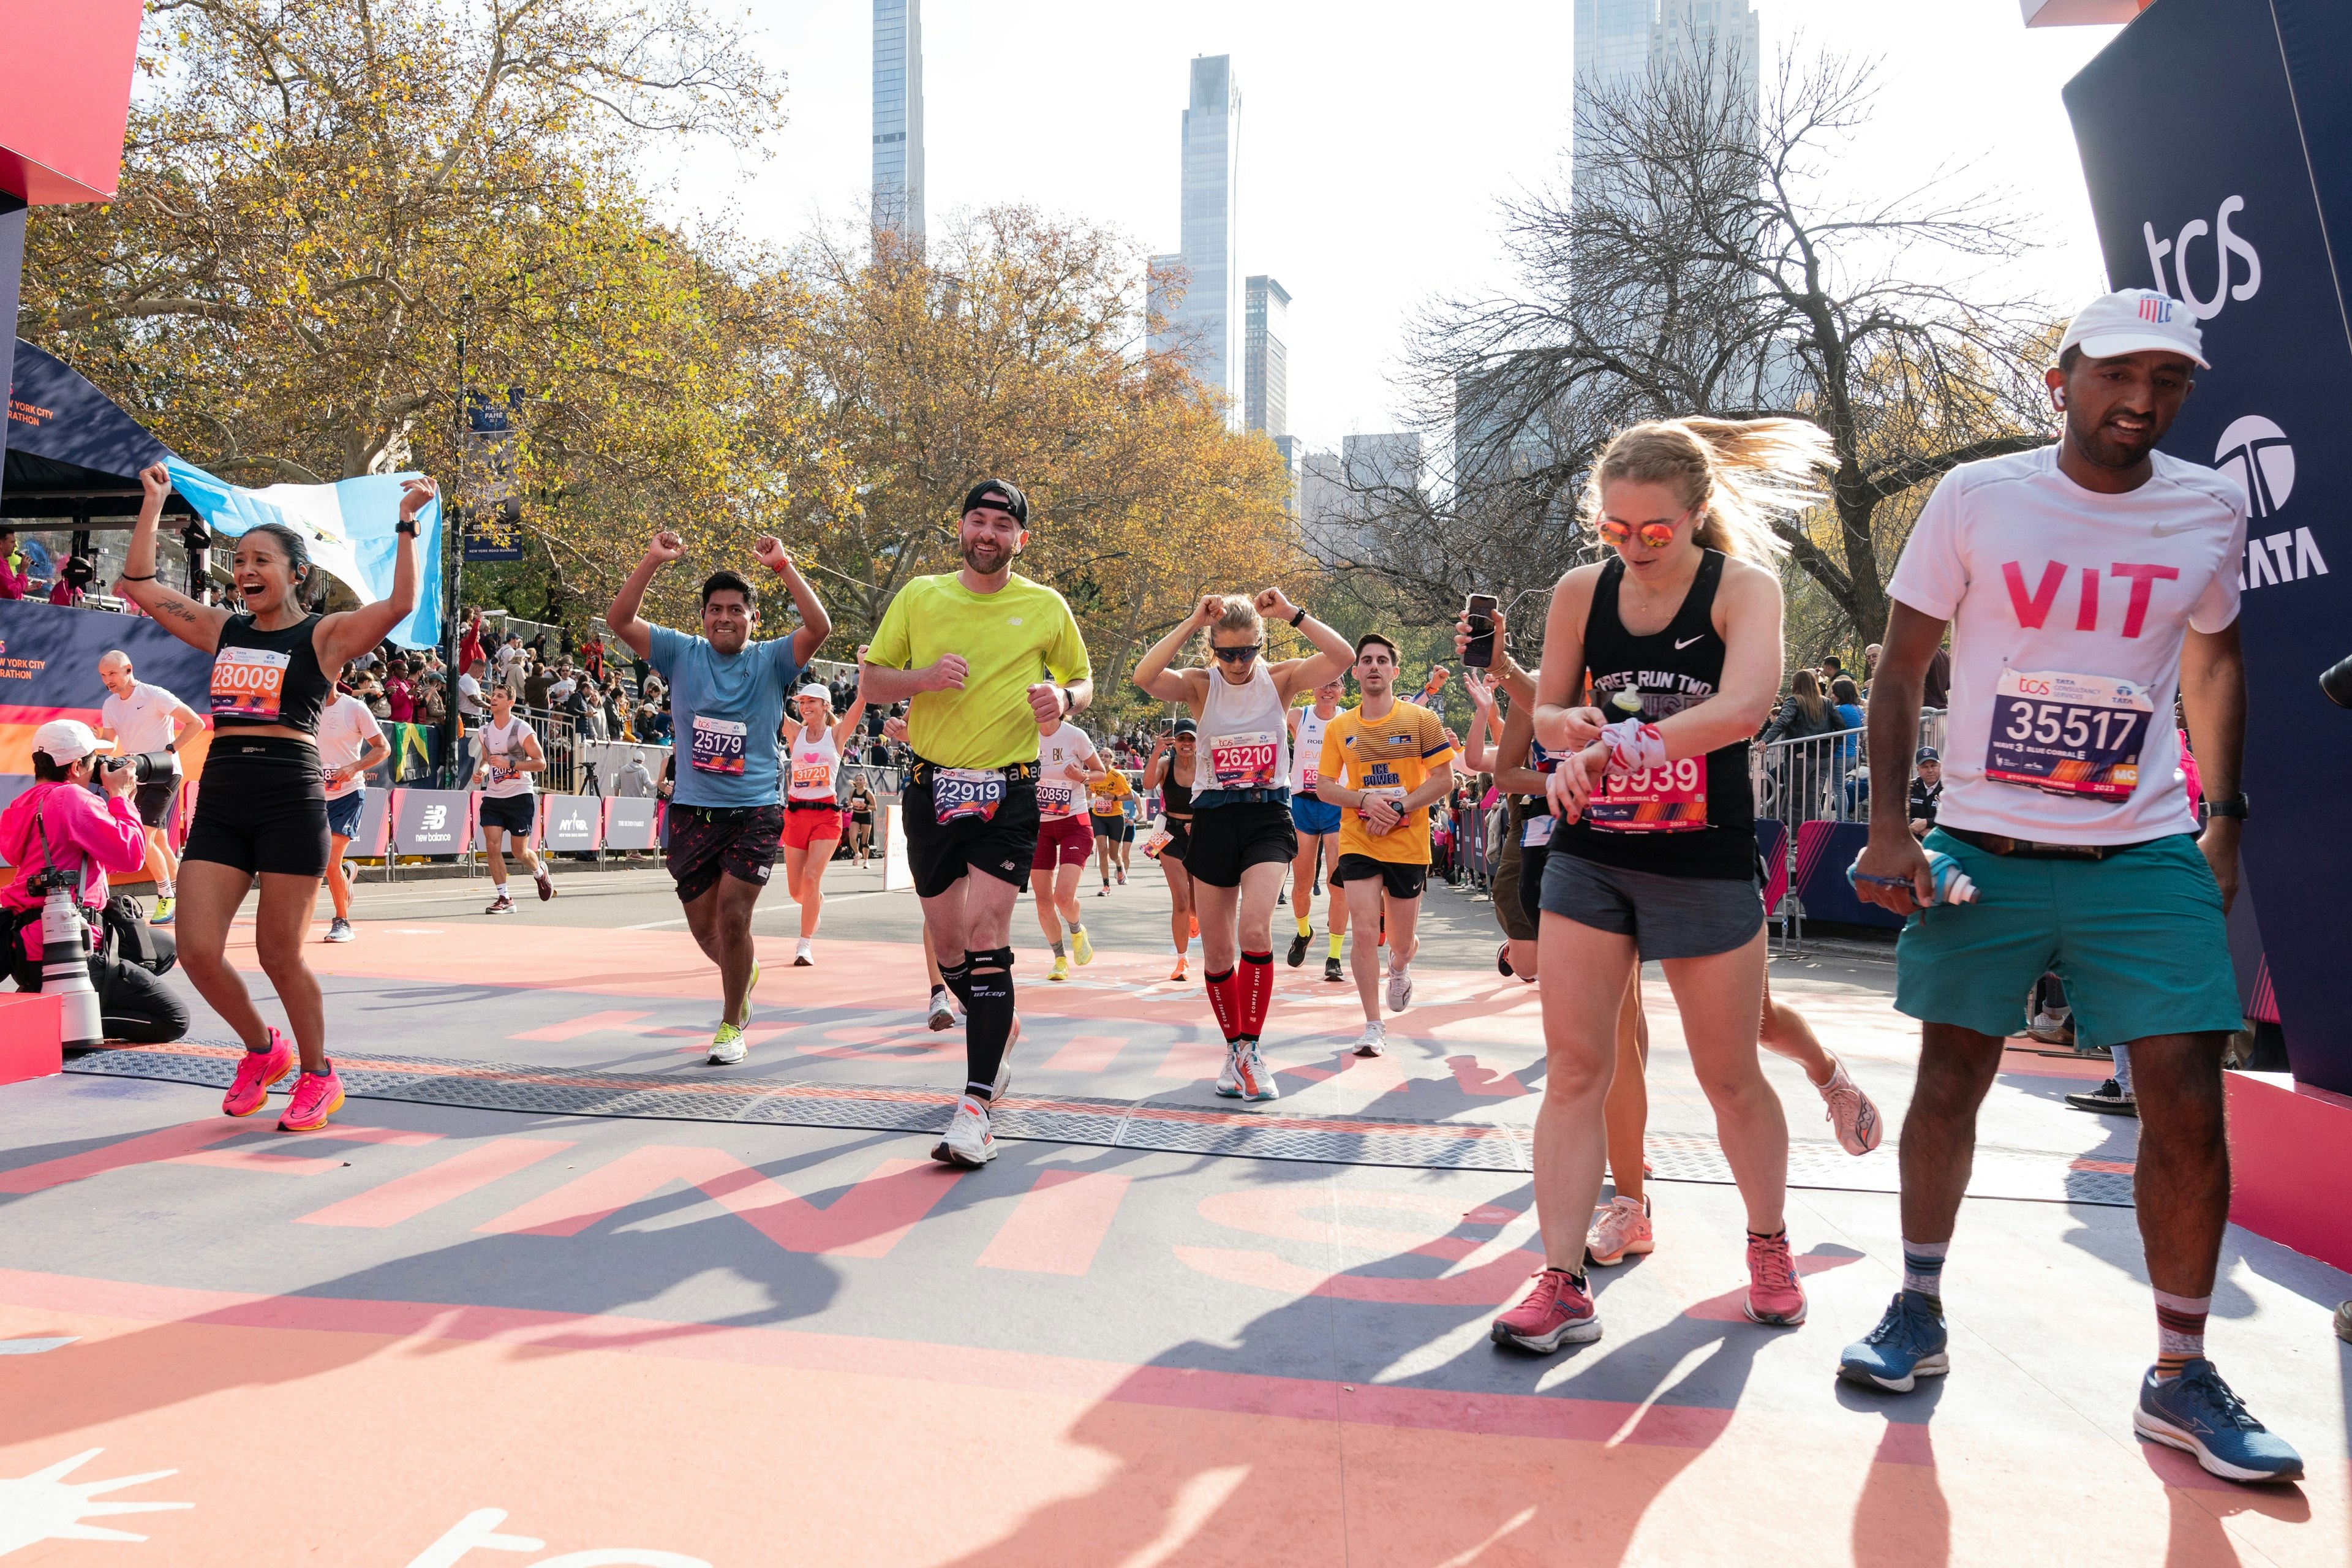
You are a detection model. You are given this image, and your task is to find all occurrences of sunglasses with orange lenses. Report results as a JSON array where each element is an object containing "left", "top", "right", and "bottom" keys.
[{"left": 1596, "top": 511, "right": 1689, "bottom": 550}]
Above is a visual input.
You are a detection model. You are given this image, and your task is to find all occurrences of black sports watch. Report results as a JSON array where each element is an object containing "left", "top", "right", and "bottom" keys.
[
  {"left": 2205, "top": 793, "right": 2249, "bottom": 821},
  {"left": 1288, "top": 606, "right": 1308, "bottom": 628},
  {"left": 395, "top": 516, "right": 420, "bottom": 537}
]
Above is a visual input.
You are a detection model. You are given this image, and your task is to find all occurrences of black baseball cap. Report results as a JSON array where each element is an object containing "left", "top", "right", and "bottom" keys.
[
  {"left": 960, "top": 479, "right": 1028, "bottom": 526},
  {"left": 1916, "top": 747, "right": 1940, "bottom": 763},
  {"left": 1172, "top": 717, "right": 1198, "bottom": 736}
]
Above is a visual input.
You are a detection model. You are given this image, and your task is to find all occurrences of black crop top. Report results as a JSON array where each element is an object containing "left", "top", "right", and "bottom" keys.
[{"left": 209, "top": 612, "right": 334, "bottom": 736}]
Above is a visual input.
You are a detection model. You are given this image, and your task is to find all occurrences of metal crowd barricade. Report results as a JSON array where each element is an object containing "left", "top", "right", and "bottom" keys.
[{"left": 1751, "top": 708, "right": 1947, "bottom": 944}]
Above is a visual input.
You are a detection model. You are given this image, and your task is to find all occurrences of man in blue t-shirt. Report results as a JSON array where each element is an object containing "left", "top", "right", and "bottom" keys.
[{"left": 606, "top": 528, "right": 831, "bottom": 1063}]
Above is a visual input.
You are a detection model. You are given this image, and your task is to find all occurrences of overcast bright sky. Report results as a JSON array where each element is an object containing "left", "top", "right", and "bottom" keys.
[{"left": 663, "top": 1, "right": 2126, "bottom": 454}]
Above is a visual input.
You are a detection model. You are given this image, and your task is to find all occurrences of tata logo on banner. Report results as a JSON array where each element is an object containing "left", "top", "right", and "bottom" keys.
[
  {"left": 2218, "top": 414, "right": 2330, "bottom": 593},
  {"left": 2142, "top": 195, "right": 2262, "bottom": 321}
]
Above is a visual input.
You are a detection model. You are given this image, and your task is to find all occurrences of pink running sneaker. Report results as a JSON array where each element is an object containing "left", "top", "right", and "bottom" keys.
[
  {"left": 1490, "top": 1267, "right": 1601, "bottom": 1353},
  {"left": 1743, "top": 1232, "right": 1808, "bottom": 1325},
  {"left": 1818, "top": 1058, "right": 1883, "bottom": 1155},
  {"left": 277, "top": 1066, "right": 345, "bottom": 1133},
  {"left": 222, "top": 1030, "right": 295, "bottom": 1117},
  {"left": 1586, "top": 1194, "right": 1654, "bottom": 1266}
]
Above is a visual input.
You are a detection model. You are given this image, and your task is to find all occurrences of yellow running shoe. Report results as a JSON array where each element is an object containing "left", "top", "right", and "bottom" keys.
[
  {"left": 1049, "top": 954, "right": 1071, "bottom": 982},
  {"left": 1071, "top": 927, "right": 1094, "bottom": 967},
  {"left": 709, "top": 1022, "right": 747, "bottom": 1065}
]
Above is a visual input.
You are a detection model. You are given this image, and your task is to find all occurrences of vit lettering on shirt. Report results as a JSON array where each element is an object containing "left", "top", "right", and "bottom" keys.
[{"left": 2002, "top": 560, "right": 2182, "bottom": 638}]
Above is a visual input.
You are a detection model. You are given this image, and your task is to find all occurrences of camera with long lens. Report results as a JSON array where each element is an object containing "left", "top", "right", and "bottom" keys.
[
  {"left": 101, "top": 750, "right": 173, "bottom": 785},
  {"left": 26, "top": 864, "right": 103, "bottom": 1048}
]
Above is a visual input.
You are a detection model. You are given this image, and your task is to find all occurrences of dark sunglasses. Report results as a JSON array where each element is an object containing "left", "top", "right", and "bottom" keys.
[{"left": 1211, "top": 643, "right": 1264, "bottom": 663}]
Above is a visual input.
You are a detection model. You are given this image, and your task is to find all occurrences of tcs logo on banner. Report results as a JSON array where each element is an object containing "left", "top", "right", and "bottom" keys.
[{"left": 2141, "top": 194, "right": 2261, "bottom": 321}]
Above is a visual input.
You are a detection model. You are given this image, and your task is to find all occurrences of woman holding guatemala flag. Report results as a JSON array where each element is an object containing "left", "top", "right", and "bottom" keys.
[{"left": 115, "top": 461, "right": 435, "bottom": 1133}]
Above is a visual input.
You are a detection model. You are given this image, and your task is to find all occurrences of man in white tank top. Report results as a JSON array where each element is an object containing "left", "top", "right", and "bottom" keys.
[
  {"left": 1031, "top": 718, "right": 1106, "bottom": 980},
  {"left": 473, "top": 684, "right": 553, "bottom": 913},
  {"left": 1285, "top": 677, "right": 1350, "bottom": 982},
  {"left": 1131, "top": 587, "right": 1356, "bottom": 1101}
]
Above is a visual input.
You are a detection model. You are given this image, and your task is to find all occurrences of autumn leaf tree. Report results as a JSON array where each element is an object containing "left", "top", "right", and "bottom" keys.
[
  {"left": 22, "top": 0, "right": 818, "bottom": 630},
  {"left": 788, "top": 210, "right": 1304, "bottom": 719}
]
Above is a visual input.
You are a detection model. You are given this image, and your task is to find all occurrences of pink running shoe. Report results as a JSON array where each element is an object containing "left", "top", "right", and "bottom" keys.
[
  {"left": 277, "top": 1066, "right": 345, "bottom": 1133},
  {"left": 1743, "top": 1232, "right": 1807, "bottom": 1325},
  {"left": 222, "top": 1030, "right": 295, "bottom": 1118},
  {"left": 1490, "top": 1267, "right": 1601, "bottom": 1353},
  {"left": 1819, "top": 1058, "right": 1883, "bottom": 1155},
  {"left": 1586, "top": 1194, "right": 1654, "bottom": 1266}
]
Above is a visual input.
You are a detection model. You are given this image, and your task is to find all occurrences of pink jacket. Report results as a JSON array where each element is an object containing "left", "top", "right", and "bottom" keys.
[{"left": 0, "top": 780, "right": 148, "bottom": 917}]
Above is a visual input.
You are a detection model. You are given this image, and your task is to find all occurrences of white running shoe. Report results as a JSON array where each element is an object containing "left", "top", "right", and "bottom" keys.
[
  {"left": 1215, "top": 1045, "right": 1242, "bottom": 1098},
  {"left": 1233, "top": 1041, "right": 1278, "bottom": 1102},
  {"left": 707, "top": 1022, "right": 748, "bottom": 1066},
  {"left": 325, "top": 917, "right": 354, "bottom": 943},
  {"left": 1352, "top": 1020, "right": 1387, "bottom": 1058},
  {"left": 1385, "top": 966, "right": 1414, "bottom": 1013},
  {"left": 932, "top": 1095, "right": 997, "bottom": 1167},
  {"left": 927, "top": 989, "right": 956, "bottom": 1031},
  {"left": 794, "top": 938, "right": 815, "bottom": 967},
  {"left": 991, "top": 1015, "right": 1019, "bottom": 1102}
]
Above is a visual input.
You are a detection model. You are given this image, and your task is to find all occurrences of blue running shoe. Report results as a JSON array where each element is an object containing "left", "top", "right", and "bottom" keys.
[
  {"left": 1838, "top": 1291, "right": 1949, "bottom": 1392},
  {"left": 2135, "top": 1360, "right": 2304, "bottom": 1483}
]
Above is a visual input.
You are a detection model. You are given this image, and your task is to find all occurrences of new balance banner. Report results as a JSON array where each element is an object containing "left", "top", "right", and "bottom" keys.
[
  {"left": 541, "top": 793, "right": 601, "bottom": 852},
  {"left": 392, "top": 788, "right": 472, "bottom": 855},
  {"left": 603, "top": 796, "right": 659, "bottom": 851},
  {"left": 2066, "top": 0, "right": 2352, "bottom": 1092}
]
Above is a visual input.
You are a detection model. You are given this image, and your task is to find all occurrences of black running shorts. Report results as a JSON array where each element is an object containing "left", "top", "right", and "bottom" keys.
[
  {"left": 665, "top": 802, "right": 786, "bottom": 903},
  {"left": 1183, "top": 799, "right": 1297, "bottom": 889},
  {"left": 903, "top": 772, "right": 1040, "bottom": 900},
  {"left": 1332, "top": 852, "right": 1427, "bottom": 902},
  {"left": 132, "top": 774, "right": 181, "bottom": 829},
  {"left": 181, "top": 737, "right": 328, "bottom": 879}
]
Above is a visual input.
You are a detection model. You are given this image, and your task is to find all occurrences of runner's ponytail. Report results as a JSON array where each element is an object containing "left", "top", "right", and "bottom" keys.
[{"left": 1581, "top": 417, "right": 1833, "bottom": 562}]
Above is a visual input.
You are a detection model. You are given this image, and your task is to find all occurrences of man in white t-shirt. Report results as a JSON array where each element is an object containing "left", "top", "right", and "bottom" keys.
[
  {"left": 473, "top": 684, "right": 556, "bottom": 913},
  {"left": 1841, "top": 290, "right": 2299, "bottom": 1485},
  {"left": 1031, "top": 719, "right": 1107, "bottom": 981},
  {"left": 317, "top": 676, "right": 391, "bottom": 942},
  {"left": 458, "top": 659, "right": 488, "bottom": 722},
  {"left": 94, "top": 649, "right": 203, "bottom": 924}
]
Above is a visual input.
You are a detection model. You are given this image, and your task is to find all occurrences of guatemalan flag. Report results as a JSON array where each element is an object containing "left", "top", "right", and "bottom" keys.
[{"left": 164, "top": 457, "right": 444, "bottom": 650}]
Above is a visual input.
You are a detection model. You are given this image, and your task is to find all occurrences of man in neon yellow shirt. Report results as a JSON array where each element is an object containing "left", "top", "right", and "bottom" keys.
[{"left": 862, "top": 479, "right": 1094, "bottom": 1167}]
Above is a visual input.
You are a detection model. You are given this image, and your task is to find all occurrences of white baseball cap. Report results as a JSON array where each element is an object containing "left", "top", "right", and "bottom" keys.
[
  {"left": 794, "top": 684, "right": 832, "bottom": 701},
  {"left": 2059, "top": 288, "right": 2210, "bottom": 369},
  {"left": 32, "top": 719, "right": 108, "bottom": 765}
]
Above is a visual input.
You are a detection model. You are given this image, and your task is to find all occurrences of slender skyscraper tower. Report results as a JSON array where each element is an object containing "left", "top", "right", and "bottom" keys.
[
  {"left": 873, "top": 0, "right": 925, "bottom": 241},
  {"left": 1176, "top": 55, "right": 1241, "bottom": 413}
]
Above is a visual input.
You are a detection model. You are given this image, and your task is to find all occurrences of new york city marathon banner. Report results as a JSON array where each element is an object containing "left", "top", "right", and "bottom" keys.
[
  {"left": 0, "top": 598, "right": 213, "bottom": 774},
  {"left": 2067, "top": 0, "right": 2352, "bottom": 1093}
]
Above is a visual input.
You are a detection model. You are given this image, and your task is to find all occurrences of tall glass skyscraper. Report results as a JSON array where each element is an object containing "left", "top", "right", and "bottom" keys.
[
  {"left": 1161, "top": 55, "right": 1241, "bottom": 412},
  {"left": 1243, "top": 275, "right": 1289, "bottom": 441},
  {"left": 872, "top": 0, "right": 925, "bottom": 241},
  {"left": 1572, "top": 0, "right": 1759, "bottom": 202}
]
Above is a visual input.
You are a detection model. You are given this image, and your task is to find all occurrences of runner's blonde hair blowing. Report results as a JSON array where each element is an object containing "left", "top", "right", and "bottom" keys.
[
  {"left": 1581, "top": 417, "right": 1834, "bottom": 561},
  {"left": 1200, "top": 595, "right": 1264, "bottom": 653}
]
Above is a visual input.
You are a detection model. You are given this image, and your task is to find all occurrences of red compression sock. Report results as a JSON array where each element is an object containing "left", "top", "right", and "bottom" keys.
[
  {"left": 1204, "top": 967, "right": 1241, "bottom": 1042},
  {"left": 1239, "top": 951, "right": 1274, "bottom": 1039}
]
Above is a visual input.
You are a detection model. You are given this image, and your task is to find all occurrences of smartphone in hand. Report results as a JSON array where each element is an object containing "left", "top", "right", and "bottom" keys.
[{"left": 1462, "top": 593, "right": 1499, "bottom": 668}]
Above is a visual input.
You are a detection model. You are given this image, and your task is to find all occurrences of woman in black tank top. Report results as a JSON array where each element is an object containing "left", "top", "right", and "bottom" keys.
[
  {"left": 115, "top": 461, "right": 435, "bottom": 1133},
  {"left": 1489, "top": 416, "right": 1839, "bottom": 1355}
]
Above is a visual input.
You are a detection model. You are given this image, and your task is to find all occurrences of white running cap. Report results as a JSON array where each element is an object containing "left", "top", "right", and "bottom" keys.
[
  {"left": 32, "top": 719, "right": 108, "bottom": 764},
  {"left": 794, "top": 684, "right": 832, "bottom": 701},
  {"left": 2059, "top": 289, "right": 2209, "bottom": 369}
]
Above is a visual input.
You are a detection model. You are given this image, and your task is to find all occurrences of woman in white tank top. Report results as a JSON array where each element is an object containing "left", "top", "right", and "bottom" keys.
[
  {"left": 779, "top": 680, "right": 868, "bottom": 964},
  {"left": 1130, "top": 589, "right": 1357, "bottom": 1102}
]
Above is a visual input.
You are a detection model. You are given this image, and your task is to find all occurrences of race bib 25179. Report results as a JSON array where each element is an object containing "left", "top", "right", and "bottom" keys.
[{"left": 690, "top": 715, "right": 748, "bottom": 775}]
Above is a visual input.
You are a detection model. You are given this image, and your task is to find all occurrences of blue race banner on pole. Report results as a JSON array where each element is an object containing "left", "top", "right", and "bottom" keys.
[{"left": 2065, "top": 0, "right": 2352, "bottom": 1094}]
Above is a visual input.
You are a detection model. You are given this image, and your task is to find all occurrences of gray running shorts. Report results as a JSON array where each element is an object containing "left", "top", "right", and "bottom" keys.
[{"left": 1539, "top": 851, "right": 1763, "bottom": 961}]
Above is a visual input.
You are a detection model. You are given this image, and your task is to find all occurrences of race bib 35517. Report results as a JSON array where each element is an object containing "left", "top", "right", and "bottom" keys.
[{"left": 1985, "top": 670, "right": 2153, "bottom": 800}]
